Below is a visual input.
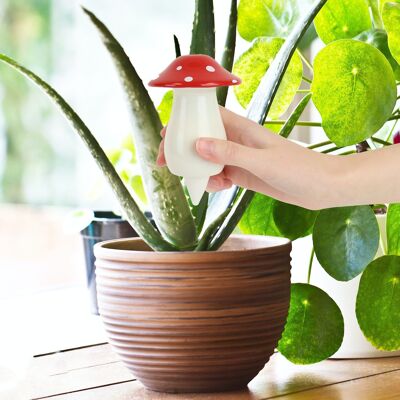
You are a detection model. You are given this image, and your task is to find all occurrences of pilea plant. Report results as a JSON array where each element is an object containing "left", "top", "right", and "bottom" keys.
[{"left": 0, "top": 0, "right": 399, "bottom": 365}]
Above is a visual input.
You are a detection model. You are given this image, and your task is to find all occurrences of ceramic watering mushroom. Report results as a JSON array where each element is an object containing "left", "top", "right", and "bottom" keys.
[{"left": 149, "top": 55, "right": 241, "bottom": 205}]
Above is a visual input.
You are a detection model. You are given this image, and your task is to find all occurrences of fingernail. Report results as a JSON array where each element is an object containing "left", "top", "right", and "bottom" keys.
[{"left": 196, "top": 139, "right": 214, "bottom": 158}]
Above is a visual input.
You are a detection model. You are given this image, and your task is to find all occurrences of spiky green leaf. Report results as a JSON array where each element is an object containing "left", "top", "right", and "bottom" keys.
[{"left": 83, "top": 8, "right": 198, "bottom": 250}]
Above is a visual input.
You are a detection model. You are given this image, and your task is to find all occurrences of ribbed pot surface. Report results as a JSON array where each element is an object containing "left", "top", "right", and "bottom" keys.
[{"left": 94, "top": 234, "right": 291, "bottom": 393}]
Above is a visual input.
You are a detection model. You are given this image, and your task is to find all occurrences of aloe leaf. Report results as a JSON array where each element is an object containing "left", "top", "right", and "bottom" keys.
[
  {"left": 83, "top": 8, "right": 198, "bottom": 250},
  {"left": 190, "top": 0, "right": 215, "bottom": 57},
  {"left": 173, "top": 35, "right": 181, "bottom": 58},
  {"left": 217, "top": 0, "right": 237, "bottom": 106},
  {"left": 206, "top": 0, "right": 328, "bottom": 251},
  {"left": 0, "top": 53, "right": 175, "bottom": 251},
  {"left": 278, "top": 93, "right": 312, "bottom": 138}
]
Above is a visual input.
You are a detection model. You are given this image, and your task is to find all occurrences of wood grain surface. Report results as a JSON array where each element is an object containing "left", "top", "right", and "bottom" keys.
[{"left": 27, "top": 343, "right": 400, "bottom": 400}]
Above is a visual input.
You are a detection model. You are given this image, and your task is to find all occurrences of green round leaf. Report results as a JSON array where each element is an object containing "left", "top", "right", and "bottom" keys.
[
  {"left": 157, "top": 90, "right": 173, "bottom": 126},
  {"left": 237, "top": 0, "right": 314, "bottom": 41},
  {"left": 382, "top": 1, "right": 400, "bottom": 65},
  {"left": 356, "top": 255, "right": 400, "bottom": 350},
  {"left": 273, "top": 201, "right": 318, "bottom": 241},
  {"left": 313, "top": 206, "right": 380, "bottom": 281},
  {"left": 355, "top": 28, "right": 400, "bottom": 79},
  {"left": 387, "top": 203, "right": 400, "bottom": 255},
  {"left": 233, "top": 37, "right": 303, "bottom": 119},
  {"left": 312, "top": 39, "right": 396, "bottom": 146},
  {"left": 239, "top": 193, "right": 281, "bottom": 236},
  {"left": 314, "top": 0, "right": 372, "bottom": 44},
  {"left": 278, "top": 283, "right": 344, "bottom": 364}
]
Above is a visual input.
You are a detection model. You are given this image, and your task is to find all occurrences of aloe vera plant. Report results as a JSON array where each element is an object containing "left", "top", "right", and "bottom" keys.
[{"left": 2, "top": 0, "right": 400, "bottom": 366}]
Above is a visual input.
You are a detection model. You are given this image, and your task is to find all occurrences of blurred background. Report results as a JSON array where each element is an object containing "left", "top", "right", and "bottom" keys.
[{"left": 0, "top": 0, "right": 318, "bottom": 355}]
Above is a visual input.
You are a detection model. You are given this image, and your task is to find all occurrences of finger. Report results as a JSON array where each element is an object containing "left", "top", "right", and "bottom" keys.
[
  {"left": 219, "top": 107, "right": 270, "bottom": 148},
  {"left": 196, "top": 138, "right": 266, "bottom": 177},
  {"left": 160, "top": 126, "right": 167, "bottom": 138},
  {"left": 206, "top": 175, "right": 233, "bottom": 192}
]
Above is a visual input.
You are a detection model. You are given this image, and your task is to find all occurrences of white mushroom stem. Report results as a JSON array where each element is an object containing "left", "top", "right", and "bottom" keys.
[{"left": 164, "top": 87, "right": 227, "bottom": 205}]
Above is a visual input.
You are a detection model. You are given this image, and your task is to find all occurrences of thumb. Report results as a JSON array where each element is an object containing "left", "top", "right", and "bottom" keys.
[{"left": 196, "top": 137, "right": 263, "bottom": 173}]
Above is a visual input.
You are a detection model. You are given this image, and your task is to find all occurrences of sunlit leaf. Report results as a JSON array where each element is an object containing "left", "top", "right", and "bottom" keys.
[
  {"left": 157, "top": 90, "right": 173, "bottom": 126},
  {"left": 238, "top": 193, "right": 281, "bottom": 236},
  {"left": 314, "top": 0, "right": 372, "bottom": 44},
  {"left": 237, "top": 0, "right": 314, "bottom": 41},
  {"left": 278, "top": 283, "right": 344, "bottom": 364},
  {"left": 355, "top": 28, "right": 400, "bottom": 79},
  {"left": 387, "top": 203, "right": 400, "bottom": 255},
  {"left": 273, "top": 201, "right": 318, "bottom": 241},
  {"left": 382, "top": 1, "right": 400, "bottom": 65},
  {"left": 130, "top": 175, "right": 147, "bottom": 204},
  {"left": 312, "top": 39, "right": 396, "bottom": 146},
  {"left": 233, "top": 37, "right": 303, "bottom": 119},
  {"left": 356, "top": 255, "right": 400, "bottom": 350},
  {"left": 313, "top": 206, "right": 380, "bottom": 281}
]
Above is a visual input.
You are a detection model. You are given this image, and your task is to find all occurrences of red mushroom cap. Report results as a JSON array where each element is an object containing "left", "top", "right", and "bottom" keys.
[{"left": 149, "top": 54, "right": 241, "bottom": 88}]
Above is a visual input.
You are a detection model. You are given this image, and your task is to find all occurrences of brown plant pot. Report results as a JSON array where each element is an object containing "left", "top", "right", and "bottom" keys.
[{"left": 94, "top": 234, "right": 292, "bottom": 393}]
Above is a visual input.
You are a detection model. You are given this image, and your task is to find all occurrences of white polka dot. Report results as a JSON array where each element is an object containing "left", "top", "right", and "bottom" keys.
[
  {"left": 176, "top": 66, "right": 183, "bottom": 70},
  {"left": 206, "top": 65, "right": 215, "bottom": 72},
  {"left": 232, "top": 79, "right": 238, "bottom": 83},
  {"left": 184, "top": 76, "right": 193, "bottom": 82}
]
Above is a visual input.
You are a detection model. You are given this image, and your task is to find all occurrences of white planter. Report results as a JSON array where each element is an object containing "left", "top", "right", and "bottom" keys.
[{"left": 291, "top": 213, "right": 400, "bottom": 359}]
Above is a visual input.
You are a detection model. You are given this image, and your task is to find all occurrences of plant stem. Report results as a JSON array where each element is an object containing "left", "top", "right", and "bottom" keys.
[
  {"left": 338, "top": 150, "right": 356, "bottom": 155},
  {"left": 368, "top": 0, "right": 384, "bottom": 29},
  {"left": 385, "top": 120, "right": 398, "bottom": 142},
  {"left": 322, "top": 146, "right": 340, "bottom": 154},
  {"left": 371, "top": 136, "right": 393, "bottom": 146},
  {"left": 307, "top": 248, "right": 314, "bottom": 284},
  {"left": 297, "top": 89, "right": 311, "bottom": 93},
  {"left": 195, "top": 207, "right": 231, "bottom": 251},
  {"left": 299, "top": 50, "right": 313, "bottom": 72},
  {"left": 265, "top": 120, "right": 322, "bottom": 127},
  {"left": 302, "top": 76, "right": 312, "bottom": 84},
  {"left": 307, "top": 140, "right": 332, "bottom": 149}
]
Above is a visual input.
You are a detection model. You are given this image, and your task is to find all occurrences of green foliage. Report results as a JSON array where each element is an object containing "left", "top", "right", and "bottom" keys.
[
  {"left": 237, "top": 0, "right": 314, "bottom": 41},
  {"left": 312, "top": 39, "right": 396, "bottom": 147},
  {"left": 217, "top": 0, "right": 237, "bottom": 106},
  {"left": 356, "top": 255, "right": 400, "bottom": 350},
  {"left": 382, "top": 1, "right": 400, "bottom": 64},
  {"left": 355, "top": 28, "right": 400, "bottom": 79},
  {"left": 205, "top": 0, "right": 328, "bottom": 251},
  {"left": 238, "top": 194, "right": 281, "bottom": 236},
  {"left": 233, "top": 37, "right": 303, "bottom": 119},
  {"left": 157, "top": 90, "right": 173, "bottom": 125},
  {"left": 108, "top": 136, "right": 147, "bottom": 204},
  {"left": 277, "top": 94, "right": 312, "bottom": 138},
  {"left": 387, "top": 204, "right": 400, "bottom": 255},
  {"left": 239, "top": 195, "right": 317, "bottom": 241},
  {"left": 273, "top": 201, "right": 318, "bottom": 241},
  {"left": 314, "top": 0, "right": 372, "bottom": 44},
  {"left": 313, "top": 206, "right": 380, "bottom": 281},
  {"left": 190, "top": 0, "right": 215, "bottom": 57},
  {"left": 278, "top": 283, "right": 344, "bottom": 364},
  {"left": 83, "top": 9, "right": 198, "bottom": 250}
]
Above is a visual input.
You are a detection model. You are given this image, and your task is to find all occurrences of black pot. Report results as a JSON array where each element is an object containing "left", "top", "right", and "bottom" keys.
[{"left": 80, "top": 211, "right": 138, "bottom": 314}]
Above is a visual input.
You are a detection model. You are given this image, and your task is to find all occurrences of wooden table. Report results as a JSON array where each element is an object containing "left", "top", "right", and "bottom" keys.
[{"left": 27, "top": 342, "right": 400, "bottom": 400}]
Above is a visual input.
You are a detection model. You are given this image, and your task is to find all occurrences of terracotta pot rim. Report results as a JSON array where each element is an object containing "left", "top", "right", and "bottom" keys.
[{"left": 94, "top": 234, "right": 291, "bottom": 263}]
